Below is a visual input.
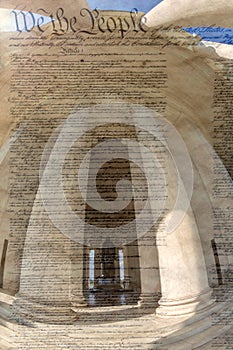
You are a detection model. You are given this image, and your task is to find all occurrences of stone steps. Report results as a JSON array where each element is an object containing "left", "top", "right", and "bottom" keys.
[
  {"left": 0, "top": 289, "right": 231, "bottom": 350},
  {"left": 0, "top": 290, "right": 16, "bottom": 350},
  {"left": 149, "top": 301, "right": 233, "bottom": 349}
]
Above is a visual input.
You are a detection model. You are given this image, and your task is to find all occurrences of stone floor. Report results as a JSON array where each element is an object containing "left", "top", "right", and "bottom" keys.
[
  {"left": 0, "top": 289, "right": 232, "bottom": 350},
  {"left": 10, "top": 301, "right": 233, "bottom": 350}
]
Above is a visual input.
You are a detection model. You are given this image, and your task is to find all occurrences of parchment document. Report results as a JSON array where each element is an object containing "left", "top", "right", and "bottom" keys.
[{"left": 0, "top": 1, "right": 232, "bottom": 349}]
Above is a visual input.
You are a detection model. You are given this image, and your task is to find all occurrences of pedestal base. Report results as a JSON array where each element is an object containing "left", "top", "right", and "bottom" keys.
[
  {"left": 138, "top": 293, "right": 160, "bottom": 310},
  {"left": 71, "top": 294, "right": 87, "bottom": 308},
  {"left": 156, "top": 288, "right": 215, "bottom": 317}
]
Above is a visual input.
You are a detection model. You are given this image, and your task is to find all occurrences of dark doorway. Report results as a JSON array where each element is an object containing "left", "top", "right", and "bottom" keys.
[{"left": 83, "top": 242, "right": 141, "bottom": 306}]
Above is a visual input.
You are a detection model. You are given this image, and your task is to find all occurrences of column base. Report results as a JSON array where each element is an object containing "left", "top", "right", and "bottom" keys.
[
  {"left": 138, "top": 293, "right": 160, "bottom": 310},
  {"left": 156, "top": 288, "right": 215, "bottom": 317},
  {"left": 71, "top": 295, "right": 87, "bottom": 308},
  {"left": 12, "top": 293, "right": 77, "bottom": 324}
]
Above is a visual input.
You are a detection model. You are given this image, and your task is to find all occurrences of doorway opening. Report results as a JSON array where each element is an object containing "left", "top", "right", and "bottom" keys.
[{"left": 84, "top": 242, "right": 141, "bottom": 307}]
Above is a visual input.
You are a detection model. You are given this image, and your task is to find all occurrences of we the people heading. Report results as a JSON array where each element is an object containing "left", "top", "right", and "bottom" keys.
[{"left": 11, "top": 7, "right": 148, "bottom": 38}]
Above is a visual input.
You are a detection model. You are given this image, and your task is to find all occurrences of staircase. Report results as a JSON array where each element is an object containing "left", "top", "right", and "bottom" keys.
[{"left": 0, "top": 289, "right": 16, "bottom": 350}]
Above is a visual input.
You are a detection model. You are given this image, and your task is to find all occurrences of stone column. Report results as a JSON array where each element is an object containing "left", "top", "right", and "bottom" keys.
[
  {"left": 125, "top": 241, "right": 141, "bottom": 294},
  {"left": 94, "top": 248, "right": 102, "bottom": 288},
  {"left": 70, "top": 242, "right": 87, "bottom": 308},
  {"left": 137, "top": 233, "right": 161, "bottom": 309},
  {"left": 122, "top": 246, "right": 130, "bottom": 290},
  {"left": 12, "top": 191, "right": 85, "bottom": 324},
  {"left": 156, "top": 208, "right": 215, "bottom": 317},
  {"left": 128, "top": 138, "right": 161, "bottom": 309}
]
